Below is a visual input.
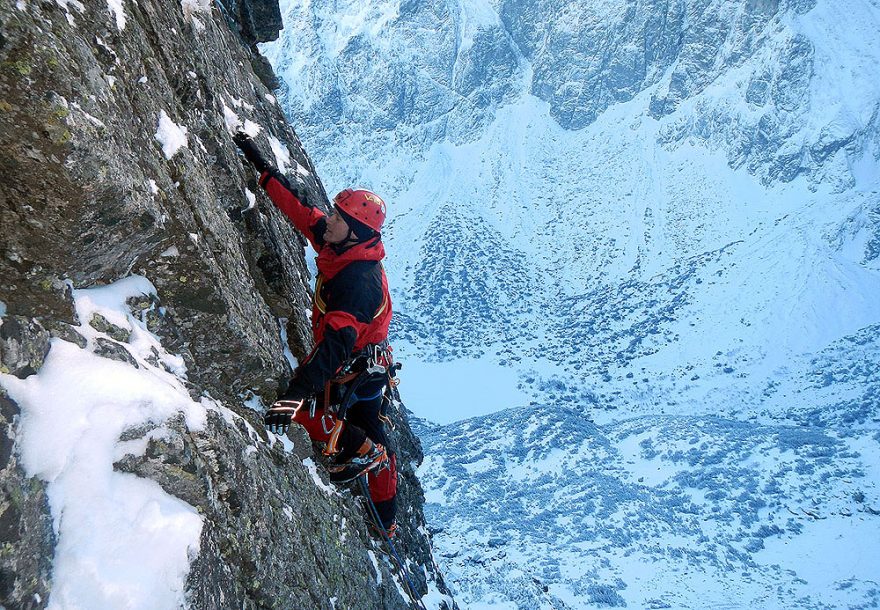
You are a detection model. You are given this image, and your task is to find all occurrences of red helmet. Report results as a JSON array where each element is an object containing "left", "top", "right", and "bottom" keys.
[{"left": 333, "top": 188, "right": 386, "bottom": 233}]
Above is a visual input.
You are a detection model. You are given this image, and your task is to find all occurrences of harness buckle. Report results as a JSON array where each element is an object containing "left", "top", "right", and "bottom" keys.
[{"left": 321, "top": 414, "right": 335, "bottom": 435}]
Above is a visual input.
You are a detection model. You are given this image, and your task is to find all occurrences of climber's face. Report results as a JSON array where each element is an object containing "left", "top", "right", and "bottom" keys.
[{"left": 324, "top": 208, "right": 352, "bottom": 245}]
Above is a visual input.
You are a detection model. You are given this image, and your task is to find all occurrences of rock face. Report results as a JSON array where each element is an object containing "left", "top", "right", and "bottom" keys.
[
  {"left": 0, "top": 0, "right": 451, "bottom": 607},
  {"left": 229, "top": 0, "right": 284, "bottom": 44},
  {"left": 0, "top": 392, "right": 54, "bottom": 609}
]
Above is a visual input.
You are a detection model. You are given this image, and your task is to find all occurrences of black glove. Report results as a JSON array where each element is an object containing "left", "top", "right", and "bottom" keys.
[
  {"left": 233, "top": 132, "right": 269, "bottom": 173},
  {"left": 264, "top": 399, "right": 303, "bottom": 435}
]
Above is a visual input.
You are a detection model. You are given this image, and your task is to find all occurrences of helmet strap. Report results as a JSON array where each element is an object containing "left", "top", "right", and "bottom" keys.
[{"left": 329, "top": 227, "right": 361, "bottom": 254}]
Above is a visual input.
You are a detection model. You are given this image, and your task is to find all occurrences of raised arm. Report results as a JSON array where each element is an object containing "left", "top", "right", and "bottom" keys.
[{"left": 233, "top": 133, "right": 326, "bottom": 250}]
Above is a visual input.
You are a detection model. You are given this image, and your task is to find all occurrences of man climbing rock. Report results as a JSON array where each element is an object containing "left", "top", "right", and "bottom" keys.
[{"left": 233, "top": 133, "right": 398, "bottom": 535}]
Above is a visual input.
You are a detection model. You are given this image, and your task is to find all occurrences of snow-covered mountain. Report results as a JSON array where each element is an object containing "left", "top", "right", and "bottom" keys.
[{"left": 262, "top": 0, "right": 880, "bottom": 606}]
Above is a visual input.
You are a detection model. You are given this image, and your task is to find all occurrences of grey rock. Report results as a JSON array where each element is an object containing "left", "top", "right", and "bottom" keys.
[
  {"left": 745, "top": 72, "right": 772, "bottom": 105},
  {"left": 267, "top": 0, "right": 870, "bottom": 190},
  {"left": 266, "top": 0, "right": 518, "bottom": 145},
  {"left": 0, "top": 317, "right": 50, "bottom": 379},
  {"left": 0, "top": 0, "right": 316, "bottom": 405},
  {"left": 114, "top": 415, "right": 210, "bottom": 511},
  {"left": 0, "top": 392, "right": 55, "bottom": 610},
  {"left": 93, "top": 337, "right": 139, "bottom": 368},
  {"left": 44, "top": 321, "right": 88, "bottom": 349},
  {"left": 114, "top": 408, "right": 441, "bottom": 609},
  {"left": 249, "top": 51, "right": 281, "bottom": 90},
  {"left": 785, "top": 0, "right": 817, "bottom": 13},
  {"left": 89, "top": 312, "right": 132, "bottom": 342},
  {"left": 649, "top": 0, "right": 779, "bottom": 118},
  {"left": 230, "top": 0, "right": 284, "bottom": 44},
  {"left": 771, "top": 34, "right": 814, "bottom": 114},
  {"left": 506, "top": 0, "right": 686, "bottom": 129}
]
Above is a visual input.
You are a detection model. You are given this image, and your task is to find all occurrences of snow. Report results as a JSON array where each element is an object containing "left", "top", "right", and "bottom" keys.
[
  {"left": 54, "top": 0, "right": 84, "bottom": 16},
  {"left": 456, "top": 0, "right": 501, "bottom": 52},
  {"left": 222, "top": 105, "right": 240, "bottom": 131},
  {"left": 228, "top": 96, "right": 255, "bottom": 111},
  {"left": 70, "top": 102, "right": 106, "bottom": 128},
  {"left": 0, "top": 276, "right": 207, "bottom": 610},
  {"left": 147, "top": 179, "right": 159, "bottom": 194},
  {"left": 394, "top": 341, "right": 531, "bottom": 424},
  {"left": 787, "top": 0, "right": 880, "bottom": 142},
  {"left": 222, "top": 105, "right": 261, "bottom": 136},
  {"left": 277, "top": 317, "right": 298, "bottom": 369},
  {"left": 757, "top": 516, "right": 880, "bottom": 606},
  {"left": 0, "top": 301, "right": 6, "bottom": 317},
  {"left": 155, "top": 110, "right": 188, "bottom": 159},
  {"left": 243, "top": 120, "right": 261, "bottom": 136},
  {"left": 367, "top": 550, "right": 383, "bottom": 584},
  {"left": 106, "top": 0, "right": 125, "bottom": 30},
  {"left": 416, "top": 454, "right": 449, "bottom": 505},
  {"left": 244, "top": 188, "right": 257, "bottom": 210},
  {"left": 220, "top": 101, "right": 265, "bottom": 146},
  {"left": 302, "top": 457, "right": 337, "bottom": 496},
  {"left": 268, "top": 135, "right": 291, "bottom": 172},
  {"left": 421, "top": 574, "right": 456, "bottom": 610}
]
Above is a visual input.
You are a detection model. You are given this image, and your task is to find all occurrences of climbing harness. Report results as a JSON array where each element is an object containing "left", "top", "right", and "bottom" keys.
[
  {"left": 358, "top": 476, "right": 428, "bottom": 610},
  {"left": 321, "top": 341, "right": 399, "bottom": 456}
]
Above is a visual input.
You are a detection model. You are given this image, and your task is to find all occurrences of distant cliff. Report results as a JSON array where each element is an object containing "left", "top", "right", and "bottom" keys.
[{"left": 0, "top": 0, "right": 452, "bottom": 607}]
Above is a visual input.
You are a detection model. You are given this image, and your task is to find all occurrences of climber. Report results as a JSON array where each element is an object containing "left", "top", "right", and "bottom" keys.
[{"left": 233, "top": 132, "right": 398, "bottom": 536}]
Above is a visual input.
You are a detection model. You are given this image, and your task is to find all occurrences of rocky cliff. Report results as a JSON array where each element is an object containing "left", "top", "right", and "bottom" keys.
[{"left": 0, "top": 0, "right": 452, "bottom": 607}]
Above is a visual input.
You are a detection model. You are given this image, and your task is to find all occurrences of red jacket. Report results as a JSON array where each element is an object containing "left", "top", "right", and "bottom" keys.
[{"left": 260, "top": 170, "right": 392, "bottom": 395}]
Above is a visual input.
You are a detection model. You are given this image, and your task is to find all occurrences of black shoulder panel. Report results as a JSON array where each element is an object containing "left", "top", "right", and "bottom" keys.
[{"left": 323, "top": 261, "right": 384, "bottom": 324}]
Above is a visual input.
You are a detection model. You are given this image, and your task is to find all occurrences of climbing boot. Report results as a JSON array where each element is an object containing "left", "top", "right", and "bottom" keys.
[
  {"left": 328, "top": 439, "right": 388, "bottom": 483},
  {"left": 371, "top": 520, "right": 397, "bottom": 539}
]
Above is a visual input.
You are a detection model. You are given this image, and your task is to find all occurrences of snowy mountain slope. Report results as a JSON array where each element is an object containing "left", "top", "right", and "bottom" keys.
[
  {"left": 411, "top": 316, "right": 880, "bottom": 608},
  {"left": 414, "top": 398, "right": 880, "bottom": 609},
  {"left": 261, "top": 0, "right": 880, "bottom": 606}
]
